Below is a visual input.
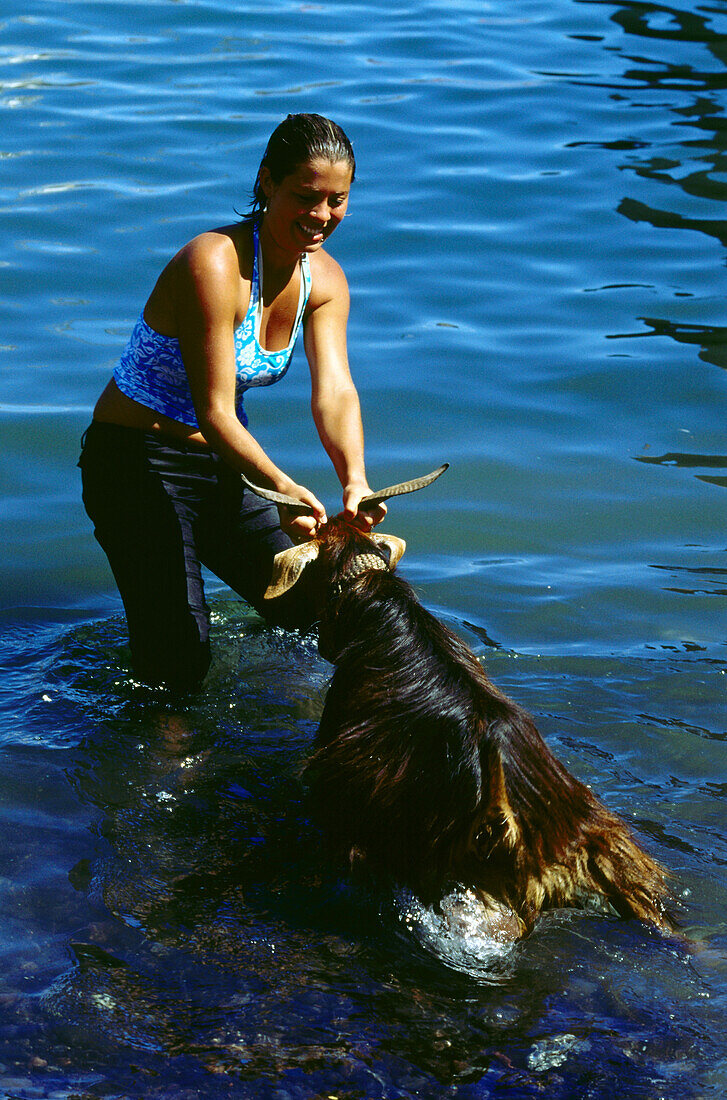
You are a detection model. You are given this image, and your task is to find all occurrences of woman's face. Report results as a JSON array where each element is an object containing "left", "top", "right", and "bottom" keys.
[{"left": 260, "top": 157, "right": 352, "bottom": 256}]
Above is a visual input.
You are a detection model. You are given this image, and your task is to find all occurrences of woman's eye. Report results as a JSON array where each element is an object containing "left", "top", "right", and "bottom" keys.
[{"left": 295, "top": 193, "right": 347, "bottom": 207}]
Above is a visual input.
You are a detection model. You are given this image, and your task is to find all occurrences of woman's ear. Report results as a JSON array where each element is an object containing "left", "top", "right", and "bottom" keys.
[{"left": 258, "top": 164, "right": 275, "bottom": 203}]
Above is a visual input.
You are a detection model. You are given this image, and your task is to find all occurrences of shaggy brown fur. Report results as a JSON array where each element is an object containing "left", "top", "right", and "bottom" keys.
[{"left": 293, "top": 517, "right": 671, "bottom": 938}]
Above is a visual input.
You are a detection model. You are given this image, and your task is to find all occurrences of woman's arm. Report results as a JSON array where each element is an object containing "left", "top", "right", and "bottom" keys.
[
  {"left": 304, "top": 254, "right": 386, "bottom": 528},
  {"left": 175, "top": 232, "right": 327, "bottom": 538}
]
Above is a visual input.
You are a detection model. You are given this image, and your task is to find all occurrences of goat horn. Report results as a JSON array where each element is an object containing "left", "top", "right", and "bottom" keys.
[
  {"left": 371, "top": 533, "right": 406, "bottom": 568},
  {"left": 242, "top": 463, "right": 449, "bottom": 514},
  {"left": 358, "top": 463, "right": 449, "bottom": 510},
  {"left": 264, "top": 540, "right": 320, "bottom": 599},
  {"left": 239, "top": 473, "right": 316, "bottom": 514},
  {"left": 264, "top": 532, "right": 407, "bottom": 600}
]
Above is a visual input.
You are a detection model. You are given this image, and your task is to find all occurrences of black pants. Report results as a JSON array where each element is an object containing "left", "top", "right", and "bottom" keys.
[{"left": 79, "top": 421, "right": 315, "bottom": 690}]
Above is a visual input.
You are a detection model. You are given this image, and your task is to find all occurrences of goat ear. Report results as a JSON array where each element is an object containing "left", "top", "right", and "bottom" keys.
[
  {"left": 487, "top": 755, "right": 520, "bottom": 849},
  {"left": 264, "top": 541, "right": 320, "bottom": 599},
  {"left": 371, "top": 533, "right": 406, "bottom": 568}
]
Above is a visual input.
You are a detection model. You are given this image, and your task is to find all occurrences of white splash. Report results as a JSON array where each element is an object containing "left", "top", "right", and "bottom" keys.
[{"left": 395, "top": 885, "right": 517, "bottom": 980}]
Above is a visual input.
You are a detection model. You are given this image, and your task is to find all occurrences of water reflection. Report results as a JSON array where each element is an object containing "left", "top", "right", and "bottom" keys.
[
  {"left": 649, "top": 560, "right": 727, "bottom": 595},
  {"left": 571, "top": 0, "right": 727, "bottom": 516},
  {"left": 636, "top": 447, "right": 727, "bottom": 490},
  {"left": 574, "top": 5, "right": 727, "bottom": 235},
  {"left": 613, "top": 317, "right": 727, "bottom": 371},
  {"left": 618, "top": 196, "right": 727, "bottom": 249},
  {"left": 607, "top": 0, "right": 727, "bottom": 48}
]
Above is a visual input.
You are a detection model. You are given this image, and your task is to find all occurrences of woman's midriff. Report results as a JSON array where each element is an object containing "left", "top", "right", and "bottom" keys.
[{"left": 92, "top": 378, "right": 210, "bottom": 447}]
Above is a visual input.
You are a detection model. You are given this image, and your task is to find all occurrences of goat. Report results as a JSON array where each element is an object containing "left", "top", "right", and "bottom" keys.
[{"left": 243, "top": 469, "right": 672, "bottom": 940}]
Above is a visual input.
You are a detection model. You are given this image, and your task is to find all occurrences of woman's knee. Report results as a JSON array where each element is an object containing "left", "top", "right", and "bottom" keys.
[{"left": 127, "top": 619, "right": 211, "bottom": 691}]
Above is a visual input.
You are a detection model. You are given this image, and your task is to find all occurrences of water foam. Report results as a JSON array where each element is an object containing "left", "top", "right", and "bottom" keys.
[{"left": 395, "top": 885, "right": 517, "bottom": 980}]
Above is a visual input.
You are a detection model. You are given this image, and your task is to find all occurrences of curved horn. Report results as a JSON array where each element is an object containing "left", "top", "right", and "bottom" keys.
[
  {"left": 371, "top": 533, "right": 406, "bottom": 568},
  {"left": 240, "top": 473, "right": 316, "bottom": 515},
  {"left": 264, "top": 541, "right": 320, "bottom": 599},
  {"left": 358, "top": 464, "right": 449, "bottom": 510}
]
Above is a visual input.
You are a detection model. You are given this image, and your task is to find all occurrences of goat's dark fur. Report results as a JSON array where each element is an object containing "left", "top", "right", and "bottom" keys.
[{"left": 298, "top": 517, "right": 671, "bottom": 938}]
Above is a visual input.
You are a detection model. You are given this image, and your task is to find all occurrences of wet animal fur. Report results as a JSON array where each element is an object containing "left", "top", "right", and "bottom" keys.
[{"left": 298, "top": 518, "right": 671, "bottom": 938}]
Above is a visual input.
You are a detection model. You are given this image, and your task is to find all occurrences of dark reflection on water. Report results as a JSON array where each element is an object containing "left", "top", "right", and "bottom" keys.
[
  {"left": 577, "top": 0, "right": 727, "bottom": 380},
  {"left": 636, "top": 452, "right": 727, "bottom": 467},
  {"left": 635, "top": 449, "right": 727, "bottom": 490},
  {"left": 609, "top": 0, "right": 727, "bottom": 49},
  {"left": 612, "top": 319, "right": 727, "bottom": 372},
  {"left": 618, "top": 196, "right": 727, "bottom": 249},
  {"left": 649, "top": 560, "right": 727, "bottom": 595}
]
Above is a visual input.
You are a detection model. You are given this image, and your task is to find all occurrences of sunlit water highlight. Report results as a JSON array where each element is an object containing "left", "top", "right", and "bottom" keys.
[{"left": 1, "top": 0, "right": 726, "bottom": 1096}]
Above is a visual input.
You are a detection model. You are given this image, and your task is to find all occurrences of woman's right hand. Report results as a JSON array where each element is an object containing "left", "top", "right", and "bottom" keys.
[{"left": 276, "top": 481, "right": 327, "bottom": 542}]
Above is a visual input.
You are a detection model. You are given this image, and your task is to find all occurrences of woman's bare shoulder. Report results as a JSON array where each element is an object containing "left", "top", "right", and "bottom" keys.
[
  {"left": 175, "top": 223, "right": 251, "bottom": 279},
  {"left": 146, "top": 224, "right": 251, "bottom": 327}
]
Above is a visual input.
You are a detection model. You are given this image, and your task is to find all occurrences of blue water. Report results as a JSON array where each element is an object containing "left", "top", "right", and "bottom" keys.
[{"left": 1, "top": 0, "right": 725, "bottom": 1096}]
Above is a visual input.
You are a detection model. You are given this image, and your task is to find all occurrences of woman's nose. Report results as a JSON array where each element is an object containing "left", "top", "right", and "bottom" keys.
[{"left": 309, "top": 200, "right": 330, "bottom": 223}]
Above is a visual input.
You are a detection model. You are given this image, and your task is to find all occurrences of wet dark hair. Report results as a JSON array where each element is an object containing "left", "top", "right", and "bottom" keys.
[{"left": 246, "top": 113, "right": 355, "bottom": 225}]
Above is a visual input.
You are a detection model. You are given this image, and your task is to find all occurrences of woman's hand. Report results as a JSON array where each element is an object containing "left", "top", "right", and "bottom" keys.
[
  {"left": 277, "top": 481, "right": 327, "bottom": 542},
  {"left": 342, "top": 482, "right": 387, "bottom": 530}
]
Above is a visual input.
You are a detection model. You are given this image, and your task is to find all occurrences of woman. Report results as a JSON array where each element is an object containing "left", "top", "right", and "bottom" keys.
[{"left": 79, "top": 113, "right": 385, "bottom": 690}]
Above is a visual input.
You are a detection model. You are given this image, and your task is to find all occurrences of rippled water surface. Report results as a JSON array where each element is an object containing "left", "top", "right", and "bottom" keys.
[{"left": 1, "top": 0, "right": 725, "bottom": 1096}]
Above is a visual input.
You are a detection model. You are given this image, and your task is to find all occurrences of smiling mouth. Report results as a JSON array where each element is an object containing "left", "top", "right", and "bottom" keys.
[{"left": 297, "top": 222, "right": 325, "bottom": 240}]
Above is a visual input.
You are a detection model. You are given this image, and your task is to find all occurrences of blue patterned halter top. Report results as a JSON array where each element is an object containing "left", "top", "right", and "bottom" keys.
[{"left": 113, "top": 225, "right": 312, "bottom": 428}]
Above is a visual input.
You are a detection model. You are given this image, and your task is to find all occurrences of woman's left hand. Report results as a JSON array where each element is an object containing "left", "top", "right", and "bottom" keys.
[{"left": 342, "top": 483, "right": 387, "bottom": 530}]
